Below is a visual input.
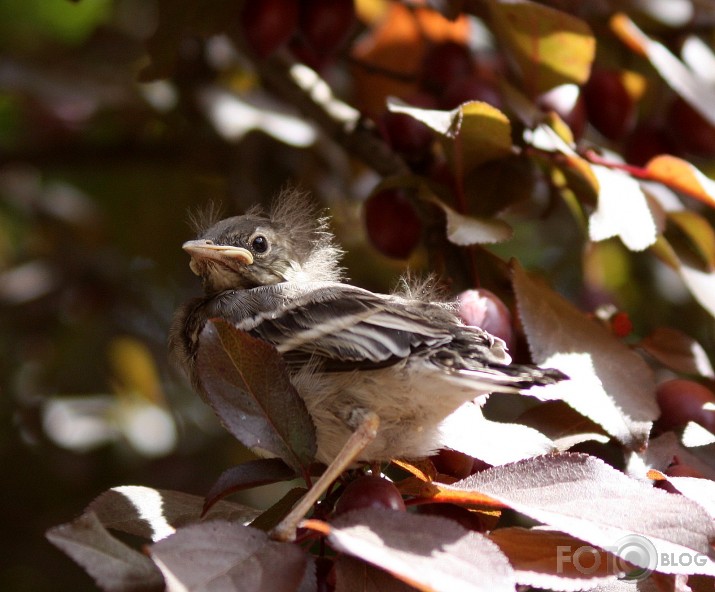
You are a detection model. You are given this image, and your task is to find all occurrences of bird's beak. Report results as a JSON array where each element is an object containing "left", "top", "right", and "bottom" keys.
[{"left": 182, "top": 240, "right": 254, "bottom": 268}]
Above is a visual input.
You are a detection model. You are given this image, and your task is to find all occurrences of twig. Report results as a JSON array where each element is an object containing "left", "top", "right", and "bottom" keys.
[{"left": 254, "top": 53, "right": 410, "bottom": 178}]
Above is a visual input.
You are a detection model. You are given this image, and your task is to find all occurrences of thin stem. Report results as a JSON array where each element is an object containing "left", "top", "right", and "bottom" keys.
[{"left": 270, "top": 411, "right": 380, "bottom": 542}]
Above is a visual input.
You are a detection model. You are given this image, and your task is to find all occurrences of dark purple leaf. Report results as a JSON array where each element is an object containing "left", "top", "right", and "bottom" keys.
[
  {"left": 324, "top": 508, "right": 516, "bottom": 591},
  {"left": 149, "top": 520, "right": 310, "bottom": 592},
  {"left": 249, "top": 487, "right": 308, "bottom": 532},
  {"left": 334, "top": 555, "right": 417, "bottom": 592},
  {"left": 196, "top": 319, "right": 316, "bottom": 471},
  {"left": 46, "top": 512, "right": 164, "bottom": 592},
  {"left": 658, "top": 475, "right": 715, "bottom": 517},
  {"left": 439, "top": 401, "right": 555, "bottom": 465},
  {"left": 444, "top": 454, "right": 715, "bottom": 576},
  {"left": 513, "top": 261, "right": 658, "bottom": 448},
  {"left": 87, "top": 486, "right": 261, "bottom": 542},
  {"left": 489, "top": 527, "right": 622, "bottom": 590},
  {"left": 646, "top": 433, "right": 715, "bottom": 481},
  {"left": 638, "top": 327, "right": 714, "bottom": 378},
  {"left": 203, "top": 459, "right": 297, "bottom": 515}
]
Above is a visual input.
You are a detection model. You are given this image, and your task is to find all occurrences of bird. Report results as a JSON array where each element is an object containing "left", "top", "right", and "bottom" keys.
[{"left": 170, "top": 189, "right": 566, "bottom": 467}]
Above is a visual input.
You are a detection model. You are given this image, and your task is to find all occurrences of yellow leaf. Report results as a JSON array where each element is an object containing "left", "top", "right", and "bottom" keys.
[
  {"left": 109, "top": 337, "right": 163, "bottom": 404},
  {"left": 453, "top": 101, "right": 513, "bottom": 170},
  {"left": 646, "top": 155, "right": 715, "bottom": 208},
  {"left": 488, "top": 0, "right": 595, "bottom": 96},
  {"left": 668, "top": 210, "right": 715, "bottom": 270}
]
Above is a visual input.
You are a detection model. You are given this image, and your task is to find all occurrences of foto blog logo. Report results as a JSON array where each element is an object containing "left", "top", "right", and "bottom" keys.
[{"left": 556, "top": 534, "right": 708, "bottom": 581}]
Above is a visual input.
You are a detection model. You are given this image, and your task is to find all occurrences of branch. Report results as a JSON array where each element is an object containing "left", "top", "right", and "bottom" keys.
[{"left": 254, "top": 53, "right": 410, "bottom": 178}]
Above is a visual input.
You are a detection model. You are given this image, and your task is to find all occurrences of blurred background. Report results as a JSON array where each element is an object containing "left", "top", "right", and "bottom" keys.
[
  {"left": 2, "top": 0, "right": 715, "bottom": 589},
  {"left": 0, "top": 1, "right": 400, "bottom": 589}
]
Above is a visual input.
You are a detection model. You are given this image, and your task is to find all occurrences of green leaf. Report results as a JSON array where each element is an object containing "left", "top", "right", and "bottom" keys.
[
  {"left": 452, "top": 101, "right": 514, "bottom": 171},
  {"left": 0, "top": 0, "right": 112, "bottom": 46},
  {"left": 667, "top": 210, "right": 715, "bottom": 270},
  {"left": 196, "top": 319, "right": 317, "bottom": 472},
  {"left": 487, "top": 0, "right": 595, "bottom": 95}
]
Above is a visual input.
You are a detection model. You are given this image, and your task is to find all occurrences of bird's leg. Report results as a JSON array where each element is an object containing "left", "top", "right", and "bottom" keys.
[{"left": 270, "top": 410, "right": 380, "bottom": 542}]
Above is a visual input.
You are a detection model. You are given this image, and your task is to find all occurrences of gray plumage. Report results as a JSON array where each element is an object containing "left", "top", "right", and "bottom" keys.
[{"left": 170, "top": 190, "right": 565, "bottom": 463}]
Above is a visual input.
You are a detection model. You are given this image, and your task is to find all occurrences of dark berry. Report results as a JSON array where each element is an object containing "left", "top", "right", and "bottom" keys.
[
  {"left": 334, "top": 475, "right": 406, "bottom": 515},
  {"left": 241, "top": 0, "right": 300, "bottom": 58},
  {"left": 440, "top": 77, "right": 502, "bottom": 110},
  {"left": 421, "top": 41, "right": 474, "bottom": 94},
  {"left": 656, "top": 379, "right": 715, "bottom": 433},
  {"left": 380, "top": 93, "right": 436, "bottom": 163},
  {"left": 583, "top": 69, "right": 635, "bottom": 141},
  {"left": 624, "top": 123, "right": 678, "bottom": 166},
  {"left": 364, "top": 188, "right": 422, "bottom": 259},
  {"left": 432, "top": 449, "right": 474, "bottom": 480},
  {"left": 299, "top": 0, "right": 356, "bottom": 54},
  {"left": 666, "top": 97, "right": 715, "bottom": 158}
]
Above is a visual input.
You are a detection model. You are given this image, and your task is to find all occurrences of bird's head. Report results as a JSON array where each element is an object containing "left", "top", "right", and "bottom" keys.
[{"left": 183, "top": 190, "right": 344, "bottom": 293}]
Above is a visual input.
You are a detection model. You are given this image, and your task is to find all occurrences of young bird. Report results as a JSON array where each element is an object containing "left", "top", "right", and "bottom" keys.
[{"left": 170, "top": 190, "right": 565, "bottom": 466}]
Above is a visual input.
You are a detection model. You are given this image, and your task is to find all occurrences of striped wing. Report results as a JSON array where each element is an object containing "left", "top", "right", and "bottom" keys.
[
  {"left": 195, "top": 281, "right": 564, "bottom": 388},
  {"left": 230, "top": 282, "right": 459, "bottom": 370}
]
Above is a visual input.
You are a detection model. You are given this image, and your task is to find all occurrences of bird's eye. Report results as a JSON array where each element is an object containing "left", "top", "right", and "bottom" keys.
[{"left": 251, "top": 235, "right": 269, "bottom": 253}]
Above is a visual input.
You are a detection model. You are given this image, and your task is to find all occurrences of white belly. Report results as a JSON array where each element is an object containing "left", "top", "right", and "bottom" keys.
[{"left": 291, "top": 359, "right": 490, "bottom": 464}]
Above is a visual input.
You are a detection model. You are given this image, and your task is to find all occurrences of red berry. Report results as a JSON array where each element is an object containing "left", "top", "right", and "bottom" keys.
[
  {"left": 457, "top": 289, "right": 514, "bottom": 351},
  {"left": 624, "top": 123, "right": 678, "bottom": 166},
  {"left": 656, "top": 378, "right": 715, "bottom": 433},
  {"left": 299, "top": 0, "right": 356, "bottom": 54},
  {"left": 421, "top": 41, "right": 474, "bottom": 94},
  {"left": 241, "top": 0, "right": 300, "bottom": 58},
  {"left": 381, "top": 111, "right": 434, "bottom": 163},
  {"left": 432, "top": 449, "right": 474, "bottom": 480},
  {"left": 609, "top": 311, "right": 633, "bottom": 338},
  {"left": 583, "top": 69, "right": 635, "bottom": 141},
  {"left": 364, "top": 189, "right": 422, "bottom": 259},
  {"left": 666, "top": 97, "right": 715, "bottom": 158},
  {"left": 334, "top": 475, "right": 406, "bottom": 515},
  {"left": 537, "top": 84, "right": 587, "bottom": 140}
]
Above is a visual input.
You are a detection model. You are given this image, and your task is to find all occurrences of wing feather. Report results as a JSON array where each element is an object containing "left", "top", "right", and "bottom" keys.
[{"left": 218, "top": 282, "right": 454, "bottom": 368}]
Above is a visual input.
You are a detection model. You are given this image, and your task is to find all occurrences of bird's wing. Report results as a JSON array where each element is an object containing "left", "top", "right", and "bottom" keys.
[
  {"left": 225, "top": 282, "right": 471, "bottom": 370},
  {"left": 208, "top": 281, "right": 565, "bottom": 389}
]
